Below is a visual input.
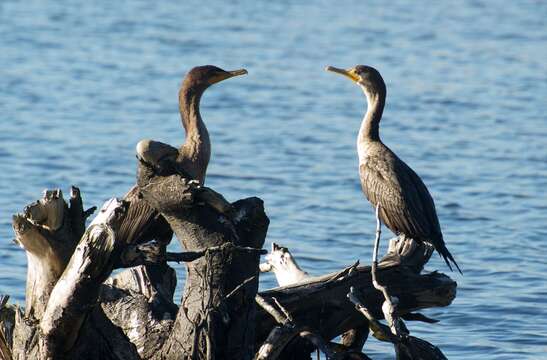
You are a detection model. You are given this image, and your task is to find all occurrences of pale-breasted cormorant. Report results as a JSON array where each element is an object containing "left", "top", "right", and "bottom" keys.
[{"left": 326, "top": 65, "right": 461, "bottom": 273}]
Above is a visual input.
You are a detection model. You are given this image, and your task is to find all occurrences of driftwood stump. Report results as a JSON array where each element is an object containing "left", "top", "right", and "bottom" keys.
[
  {"left": 135, "top": 142, "right": 269, "bottom": 360},
  {"left": 11, "top": 187, "right": 95, "bottom": 320},
  {"left": 1, "top": 139, "right": 457, "bottom": 360}
]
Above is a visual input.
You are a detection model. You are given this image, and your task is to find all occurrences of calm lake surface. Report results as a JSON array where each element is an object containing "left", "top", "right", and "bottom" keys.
[{"left": 1, "top": 1, "right": 546, "bottom": 358}]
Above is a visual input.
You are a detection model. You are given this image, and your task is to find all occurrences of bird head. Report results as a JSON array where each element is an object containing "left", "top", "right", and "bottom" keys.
[
  {"left": 182, "top": 65, "right": 247, "bottom": 92},
  {"left": 326, "top": 65, "right": 386, "bottom": 96}
]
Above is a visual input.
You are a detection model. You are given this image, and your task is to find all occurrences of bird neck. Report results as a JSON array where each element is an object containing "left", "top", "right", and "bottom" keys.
[
  {"left": 178, "top": 85, "right": 211, "bottom": 178},
  {"left": 358, "top": 87, "right": 385, "bottom": 143}
]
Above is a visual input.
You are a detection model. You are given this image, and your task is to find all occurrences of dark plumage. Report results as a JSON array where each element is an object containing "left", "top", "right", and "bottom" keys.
[
  {"left": 176, "top": 65, "right": 247, "bottom": 184},
  {"left": 326, "top": 65, "right": 461, "bottom": 273},
  {"left": 120, "top": 65, "right": 247, "bottom": 246}
]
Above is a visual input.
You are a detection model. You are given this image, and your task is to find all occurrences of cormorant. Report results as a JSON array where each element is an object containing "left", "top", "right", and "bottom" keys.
[
  {"left": 326, "top": 65, "right": 461, "bottom": 273},
  {"left": 119, "top": 66, "right": 248, "bottom": 246}
]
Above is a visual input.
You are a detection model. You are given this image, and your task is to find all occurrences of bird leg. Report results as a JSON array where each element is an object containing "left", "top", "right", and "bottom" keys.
[
  {"left": 371, "top": 205, "right": 404, "bottom": 337},
  {"left": 346, "top": 204, "right": 447, "bottom": 360}
]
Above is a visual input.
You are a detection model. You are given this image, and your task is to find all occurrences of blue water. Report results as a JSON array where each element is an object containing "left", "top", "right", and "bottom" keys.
[{"left": 1, "top": 1, "right": 546, "bottom": 358}]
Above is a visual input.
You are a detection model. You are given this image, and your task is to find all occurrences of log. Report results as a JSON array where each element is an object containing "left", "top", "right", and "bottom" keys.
[
  {"left": 257, "top": 241, "right": 456, "bottom": 359},
  {"left": 256, "top": 265, "right": 455, "bottom": 342}
]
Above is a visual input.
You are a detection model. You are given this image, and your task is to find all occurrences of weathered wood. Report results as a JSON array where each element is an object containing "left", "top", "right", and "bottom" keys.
[
  {"left": 0, "top": 328, "right": 11, "bottom": 360},
  {"left": 136, "top": 153, "right": 269, "bottom": 360},
  {"left": 101, "top": 265, "right": 177, "bottom": 359},
  {"left": 255, "top": 294, "right": 338, "bottom": 360},
  {"left": 260, "top": 239, "right": 455, "bottom": 359},
  {"left": 4, "top": 140, "right": 457, "bottom": 360},
  {"left": 340, "top": 327, "right": 369, "bottom": 353},
  {"left": 255, "top": 264, "right": 456, "bottom": 350},
  {"left": 11, "top": 187, "right": 95, "bottom": 320},
  {"left": 0, "top": 295, "right": 14, "bottom": 360},
  {"left": 12, "top": 304, "right": 40, "bottom": 359},
  {"left": 5, "top": 178, "right": 456, "bottom": 360},
  {"left": 9, "top": 195, "right": 144, "bottom": 360},
  {"left": 349, "top": 287, "right": 447, "bottom": 360},
  {"left": 115, "top": 239, "right": 239, "bottom": 269},
  {"left": 379, "top": 236, "right": 434, "bottom": 273},
  {"left": 255, "top": 325, "right": 298, "bottom": 360},
  {"left": 39, "top": 198, "right": 127, "bottom": 359}
]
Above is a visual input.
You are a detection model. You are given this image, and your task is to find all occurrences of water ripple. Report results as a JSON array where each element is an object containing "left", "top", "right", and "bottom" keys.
[{"left": 1, "top": 1, "right": 546, "bottom": 358}]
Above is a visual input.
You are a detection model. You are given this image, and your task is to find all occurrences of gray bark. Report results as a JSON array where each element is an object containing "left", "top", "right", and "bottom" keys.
[
  {"left": 11, "top": 187, "right": 95, "bottom": 320},
  {"left": 136, "top": 158, "right": 269, "bottom": 360},
  {"left": 39, "top": 199, "right": 127, "bottom": 359}
]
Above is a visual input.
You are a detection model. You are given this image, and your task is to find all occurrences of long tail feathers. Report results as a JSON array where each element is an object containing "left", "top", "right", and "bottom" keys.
[{"left": 438, "top": 242, "right": 462, "bottom": 275}]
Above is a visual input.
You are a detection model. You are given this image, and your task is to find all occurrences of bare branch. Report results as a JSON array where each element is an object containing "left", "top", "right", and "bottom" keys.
[
  {"left": 255, "top": 294, "right": 336, "bottom": 360},
  {"left": 298, "top": 329, "right": 335, "bottom": 359},
  {"left": 255, "top": 295, "right": 290, "bottom": 326},
  {"left": 225, "top": 276, "right": 257, "bottom": 299},
  {"left": 116, "top": 240, "right": 266, "bottom": 268},
  {"left": 254, "top": 326, "right": 298, "bottom": 360},
  {"left": 347, "top": 287, "right": 398, "bottom": 343}
]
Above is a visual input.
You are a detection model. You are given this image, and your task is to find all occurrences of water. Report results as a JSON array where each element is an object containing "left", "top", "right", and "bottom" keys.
[{"left": 1, "top": 0, "right": 546, "bottom": 358}]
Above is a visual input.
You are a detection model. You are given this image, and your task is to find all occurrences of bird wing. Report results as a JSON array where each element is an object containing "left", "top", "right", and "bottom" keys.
[
  {"left": 118, "top": 185, "right": 173, "bottom": 245},
  {"left": 359, "top": 150, "right": 441, "bottom": 239},
  {"left": 360, "top": 146, "right": 461, "bottom": 273}
]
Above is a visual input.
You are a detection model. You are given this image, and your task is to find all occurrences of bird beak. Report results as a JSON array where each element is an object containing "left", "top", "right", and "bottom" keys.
[
  {"left": 227, "top": 69, "right": 248, "bottom": 77},
  {"left": 210, "top": 68, "right": 248, "bottom": 84},
  {"left": 325, "top": 66, "right": 359, "bottom": 82}
]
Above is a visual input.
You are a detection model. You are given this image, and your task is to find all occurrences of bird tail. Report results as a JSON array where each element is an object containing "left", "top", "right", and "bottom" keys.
[{"left": 438, "top": 242, "right": 462, "bottom": 275}]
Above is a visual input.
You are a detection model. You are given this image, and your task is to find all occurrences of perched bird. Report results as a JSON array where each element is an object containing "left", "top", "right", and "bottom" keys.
[
  {"left": 326, "top": 65, "right": 461, "bottom": 273},
  {"left": 119, "top": 66, "right": 248, "bottom": 246}
]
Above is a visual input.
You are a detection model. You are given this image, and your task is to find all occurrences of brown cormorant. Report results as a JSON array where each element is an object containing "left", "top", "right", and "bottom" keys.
[
  {"left": 119, "top": 66, "right": 248, "bottom": 246},
  {"left": 326, "top": 65, "right": 461, "bottom": 273}
]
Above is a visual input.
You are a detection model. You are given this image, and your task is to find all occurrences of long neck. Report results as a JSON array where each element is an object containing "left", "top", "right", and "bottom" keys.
[
  {"left": 358, "top": 87, "right": 385, "bottom": 143},
  {"left": 178, "top": 85, "right": 211, "bottom": 181}
]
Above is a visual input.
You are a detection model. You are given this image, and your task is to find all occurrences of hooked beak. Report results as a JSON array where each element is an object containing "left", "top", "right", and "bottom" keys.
[
  {"left": 325, "top": 66, "right": 359, "bottom": 82},
  {"left": 227, "top": 68, "right": 248, "bottom": 77},
  {"left": 210, "top": 68, "right": 248, "bottom": 84}
]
